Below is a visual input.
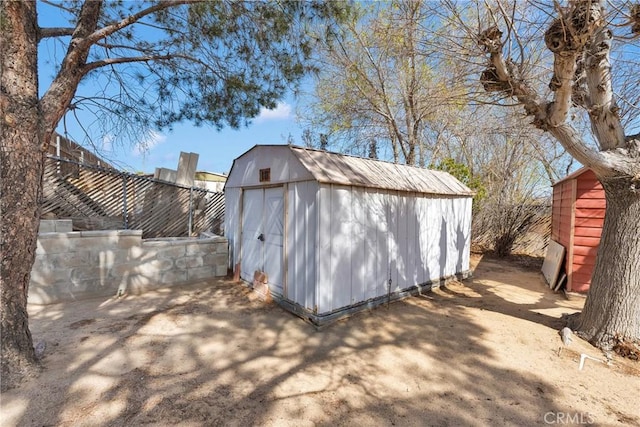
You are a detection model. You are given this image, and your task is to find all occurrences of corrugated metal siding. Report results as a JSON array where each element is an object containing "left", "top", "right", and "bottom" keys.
[
  {"left": 315, "top": 184, "right": 470, "bottom": 314},
  {"left": 225, "top": 144, "right": 473, "bottom": 315},
  {"left": 225, "top": 145, "right": 313, "bottom": 189},
  {"left": 224, "top": 188, "right": 241, "bottom": 269},
  {"left": 364, "top": 188, "right": 392, "bottom": 300},
  {"left": 286, "top": 181, "right": 318, "bottom": 310},
  {"left": 290, "top": 146, "right": 474, "bottom": 196}
]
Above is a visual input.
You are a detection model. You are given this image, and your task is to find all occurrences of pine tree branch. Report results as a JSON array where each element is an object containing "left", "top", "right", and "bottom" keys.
[
  {"left": 81, "top": 0, "right": 200, "bottom": 48},
  {"left": 82, "top": 55, "right": 174, "bottom": 72},
  {"left": 38, "top": 27, "right": 75, "bottom": 39}
]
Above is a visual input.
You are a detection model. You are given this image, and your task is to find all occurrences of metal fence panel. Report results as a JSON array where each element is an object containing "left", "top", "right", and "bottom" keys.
[{"left": 42, "top": 156, "right": 225, "bottom": 238}]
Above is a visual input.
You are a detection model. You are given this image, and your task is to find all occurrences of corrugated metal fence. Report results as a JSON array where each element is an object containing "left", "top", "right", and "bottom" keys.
[{"left": 42, "top": 156, "right": 225, "bottom": 238}]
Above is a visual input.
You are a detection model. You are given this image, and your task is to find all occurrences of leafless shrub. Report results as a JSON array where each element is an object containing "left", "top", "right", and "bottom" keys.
[{"left": 473, "top": 201, "right": 550, "bottom": 257}]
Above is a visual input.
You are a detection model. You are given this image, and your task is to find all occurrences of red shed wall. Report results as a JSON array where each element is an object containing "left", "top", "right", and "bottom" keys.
[
  {"left": 552, "top": 179, "right": 575, "bottom": 291},
  {"left": 551, "top": 180, "right": 574, "bottom": 249},
  {"left": 571, "top": 170, "right": 605, "bottom": 292}
]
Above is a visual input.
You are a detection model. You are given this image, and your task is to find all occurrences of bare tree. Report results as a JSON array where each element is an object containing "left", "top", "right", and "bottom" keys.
[
  {"left": 301, "top": 0, "right": 461, "bottom": 165},
  {"left": 301, "top": 1, "right": 570, "bottom": 260},
  {"left": 471, "top": 0, "right": 639, "bottom": 349}
]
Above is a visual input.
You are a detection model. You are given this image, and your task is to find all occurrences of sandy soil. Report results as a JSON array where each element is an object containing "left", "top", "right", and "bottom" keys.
[{"left": 2, "top": 254, "right": 638, "bottom": 426}]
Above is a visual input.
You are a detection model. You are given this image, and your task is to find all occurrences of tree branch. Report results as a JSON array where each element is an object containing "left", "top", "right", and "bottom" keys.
[
  {"left": 40, "top": 0, "right": 104, "bottom": 134},
  {"left": 80, "top": 0, "right": 200, "bottom": 49},
  {"left": 543, "top": 2, "right": 604, "bottom": 127},
  {"left": 475, "top": 2, "right": 638, "bottom": 178},
  {"left": 585, "top": 27, "right": 625, "bottom": 150},
  {"left": 547, "top": 124, "right": 608, "bottom": 175},
  {"left": 478, "top": 26, "right": 545, "bottom": 123},
  {"left": 82, "top": 55, "right": 174, "bottom": 73},
  {"left": 38, "top": 27, "right": 75, "bottom": 40},
  {"left": 39, "top": 0, "right": 199, "bottom": 133}
]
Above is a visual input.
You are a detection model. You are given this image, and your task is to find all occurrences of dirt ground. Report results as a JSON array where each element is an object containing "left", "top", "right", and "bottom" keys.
[{"left": 2, "top": 254, "right": 639, "bottom": 426}]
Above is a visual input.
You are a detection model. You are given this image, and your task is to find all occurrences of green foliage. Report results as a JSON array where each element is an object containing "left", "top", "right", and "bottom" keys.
[
  {"left": 433, "top": 157, "right": 486, "bottom": 203},
  {"left": 41, "top": 0, "right": 352, "bottom": 143}
]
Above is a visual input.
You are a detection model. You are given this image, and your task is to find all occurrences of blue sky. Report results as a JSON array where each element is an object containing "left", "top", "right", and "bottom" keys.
[
  {"left": 38, "top": 1, "right": 309, "bottom": 175},
  {"left": 95, "top": 100, "right": 304, "bottom": 174}
]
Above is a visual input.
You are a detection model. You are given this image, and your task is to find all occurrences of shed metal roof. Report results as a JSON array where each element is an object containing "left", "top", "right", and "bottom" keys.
[{"left": 290, "top": 146, "right": 474, "bottom": 196}]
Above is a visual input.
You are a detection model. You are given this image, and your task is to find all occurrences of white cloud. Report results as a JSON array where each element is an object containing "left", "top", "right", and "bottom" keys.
[
  {"left": 133, "top": 130, "right": 166, "bottom": 156},
  {"left": 255, "top": 102, "right": 292, "bottom": 123}
]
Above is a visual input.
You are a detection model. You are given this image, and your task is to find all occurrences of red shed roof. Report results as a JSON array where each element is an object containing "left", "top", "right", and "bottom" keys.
[{"left": 552, "top": 167, "right": 591, "bottom": 187}]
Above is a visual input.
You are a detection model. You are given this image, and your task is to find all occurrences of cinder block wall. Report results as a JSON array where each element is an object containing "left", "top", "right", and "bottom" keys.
[{"left": 29, "top": 230, "right": 229, "bottom": 304}]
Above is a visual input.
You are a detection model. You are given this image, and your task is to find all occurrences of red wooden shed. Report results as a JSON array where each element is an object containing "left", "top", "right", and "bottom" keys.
[{"left": 551, "top": 168, "right": 606, "bottom": 293}]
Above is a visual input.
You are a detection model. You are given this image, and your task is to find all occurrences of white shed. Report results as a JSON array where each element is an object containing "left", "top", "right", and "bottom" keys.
[{"left": 225, "top": 145, "right": 474, "bottom": 325}]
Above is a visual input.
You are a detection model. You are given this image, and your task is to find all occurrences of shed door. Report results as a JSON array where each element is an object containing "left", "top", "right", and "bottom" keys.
[{"left": 240, "top": 187, "right": 284, "bottom": 296}]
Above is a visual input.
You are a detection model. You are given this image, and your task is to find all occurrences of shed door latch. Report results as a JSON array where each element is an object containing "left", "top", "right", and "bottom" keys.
[{"left": 257, "top": 233, "right": 265, "bottom": 242}]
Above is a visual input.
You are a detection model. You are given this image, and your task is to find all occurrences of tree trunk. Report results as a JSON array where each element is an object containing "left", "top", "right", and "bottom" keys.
[
  {"left": 1, "top": 0, "right": 43, "bottom": 391},
  {"left": 575, "top": 177, "right": 640, "bottom": 349}
]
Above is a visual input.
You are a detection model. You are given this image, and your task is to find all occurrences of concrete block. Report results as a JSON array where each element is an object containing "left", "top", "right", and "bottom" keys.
[
  {"left": 111, "top": 262, "right": 141, "bottom": 278},
  {"left": 215, "top": 242, "right": 228, "bottom": 254},
  {"left": 118, "top": 230, "right": 143, "bottom": 237},
  {"left": 155, "top": 246, "right": 187, "bottom": 259},
  {"left": 186, "top": 242, "right": 210, "bottom": 256},
  {"left": 203, "top": 253, "right": 228, "bottom": 266},
  {"left": 160, "top": 270, "right": 187, "bottom": 284},
  {"left": 30, "top": 267, "right": 72, "bottom": 286},
  {"left": 38, "top": 220, "right": 55, "bottom": 233},
  {"left": 32, "top": 256, "right": 56, "bottom": 272},
  {"left": 36, "top": 233, "right": 81, "bottom": 254},
  {"left": 175, "top": 257, "right": 203, "bottom": 270},
  {"left": 72, "top": 236, "right": 119, "bottom": 251},
  {"left": 142, "top": 240, "right": 173, "bottom": 248},
  {"left": 30, "top": 232, "right": 229, "bottom": 303},
  {"left": 38, "top": 219, "right": 73, "bottom": 233},
  {"left": 80, "top": 230, "right": 121, "bottom": 239},
  {"left": 71, "top": 266, "right": 105, "bottom": 282},
  {"left": 127, "top": 246, "right": 158, "bottom": 262},
  {"left": 100, "top": 249, "right": 131, "bottom": 266},
  {"left": 215, "top": 264, "right": 228, "bottom": 277},
  {"left": 98, "top": 250, "right": 116, "bottom": 270},
  {"left": 187, "top": 266, "right": 214, "bottom": 281},
  {"left": 117, "top": 235, "right": 142, "bottom": 249},
  {"left": 136, "top": 259, "right": 174, "bottom": 275},
  {"left": 55, "top": 220, "right": 73, "bottom": 232},
  {"left": 125, "top": 274, "right": 156, "bottom": 294},
  {"left": 68, "top": 278, "right": 114, "bottom": 298},
  {"left": 214, "top": 253, "right": 228, "bottom": 266},
  {"left": 47, "top": 252, "right": 89, "bottom": 268}
]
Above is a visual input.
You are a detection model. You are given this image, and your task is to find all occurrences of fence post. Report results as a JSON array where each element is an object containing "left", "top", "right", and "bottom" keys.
[
  {"left": 56, "top": 135, "right": 61, "bottom": 174},
  {"left": 188, "top": 187, "right": 193, "bottom": 236},
  {"left": 122, "top": 176, "right": 129, "bottom": 229}
]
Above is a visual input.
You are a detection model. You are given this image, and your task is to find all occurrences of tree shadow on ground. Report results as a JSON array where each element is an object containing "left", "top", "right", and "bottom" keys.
[
  {"left": 431, "top": 254, "right": 582, "bottom": 330},
  {"left": 3, "top": 257, "right": 637, "bottom": 426}
]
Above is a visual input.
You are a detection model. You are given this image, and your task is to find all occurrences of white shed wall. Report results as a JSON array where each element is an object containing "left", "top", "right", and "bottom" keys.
[
  {"left": 224, "top": 187, "right": 241, "bottom": 269},
  {"left": 315, "top": 184, "right": 471, "bottom": 315},
  {"left": 225, "top": 145, "right": 472, "bottom": 321},
  {"left": 286, "top": 181, "right": 319, "bottom": 311},
  {"left": 225, "top": 145, "right": 313, "bottom": 189}
]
